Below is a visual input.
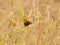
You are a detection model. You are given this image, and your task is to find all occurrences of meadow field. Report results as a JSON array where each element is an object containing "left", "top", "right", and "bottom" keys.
[{"left": 0, "top": 0, "right": 60, "bottom": 45}]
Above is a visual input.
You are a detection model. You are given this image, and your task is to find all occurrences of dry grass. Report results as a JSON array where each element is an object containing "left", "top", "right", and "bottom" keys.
[{"left": 0, "top": 0, "right": 60, "bottom": 45}]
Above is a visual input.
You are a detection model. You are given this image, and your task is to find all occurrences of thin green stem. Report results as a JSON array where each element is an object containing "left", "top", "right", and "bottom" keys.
[
  {"left": 19, "top": 0, "right": 32, "bottom": 26},
  {"left": 19, "top": 0, "right": 26, "bottom": 23}
]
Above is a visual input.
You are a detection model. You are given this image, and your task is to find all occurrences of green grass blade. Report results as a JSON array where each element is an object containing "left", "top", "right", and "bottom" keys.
[{"left": 19, "top": 0, "right": 26, "bottom": 23}]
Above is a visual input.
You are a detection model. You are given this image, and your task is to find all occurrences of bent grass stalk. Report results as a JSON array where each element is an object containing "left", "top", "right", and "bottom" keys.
[
  {"left": 19, "top": 0, "right": 27, "bottom": 25},
  {"left": 19, "top": 0, "right": 32, "bottom": 26},
  {"left": 15, "top": 0, "right": 25, "bottom": 45},
  {"left": 15, "top": 0, "right": 31, "bottom": 45}
]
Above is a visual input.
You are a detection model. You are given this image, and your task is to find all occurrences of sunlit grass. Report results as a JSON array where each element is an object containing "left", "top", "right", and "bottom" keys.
[
  {"left": 0, "top": 41, "right": 4, "bottom": 45},
  {"left": 19, "top": 0, "right": 27, "bottom": 24},
  {"left": 19, "top": 0, "right": 32, "bottom": 26},
  {"left": 15, "top": 27, "right": 26, "bottom": 45},
  {"left": 0, "top": 36, "right": 4, "bottom": 45},
  {"left": 56, "top": 8, "right": 60, "bottom": 18}
]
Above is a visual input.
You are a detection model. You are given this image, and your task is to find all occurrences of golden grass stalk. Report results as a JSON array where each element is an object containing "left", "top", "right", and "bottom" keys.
[{"left": 19, "top": 0, "right": 32, "bottom": 26}]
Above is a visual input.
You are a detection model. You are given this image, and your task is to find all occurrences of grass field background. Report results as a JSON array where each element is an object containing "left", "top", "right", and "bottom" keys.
[{"left": 0, "top": 0, "right": 60, "bottom": 45}]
